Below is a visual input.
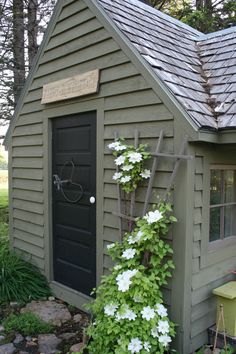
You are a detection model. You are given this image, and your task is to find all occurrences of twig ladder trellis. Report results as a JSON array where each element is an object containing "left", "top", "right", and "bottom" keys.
[{"left": 112, "top": 130, "right": 193, "bottom": 241}]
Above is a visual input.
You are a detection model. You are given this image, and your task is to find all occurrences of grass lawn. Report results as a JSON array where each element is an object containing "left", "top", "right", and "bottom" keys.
[{"left": 0, "top": 188, "right": 8, "bottom": 209}]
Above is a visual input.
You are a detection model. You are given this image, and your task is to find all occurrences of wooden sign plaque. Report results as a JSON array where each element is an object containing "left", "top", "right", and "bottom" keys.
[{"left": 41, "top": 69, "right": 99, "bottom": 104}]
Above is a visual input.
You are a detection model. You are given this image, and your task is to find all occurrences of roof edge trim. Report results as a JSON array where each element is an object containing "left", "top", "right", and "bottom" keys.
[{"left": 197, "top": 26, "right": 236, "bottom": 41}]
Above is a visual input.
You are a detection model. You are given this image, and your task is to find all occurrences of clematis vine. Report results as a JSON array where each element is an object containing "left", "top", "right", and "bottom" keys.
[
  {"left": 108, "top": 138, "right": 151, "bottom": 193},
  {"left": 81, "top": 141, "right": 177, "bottom": 354}
]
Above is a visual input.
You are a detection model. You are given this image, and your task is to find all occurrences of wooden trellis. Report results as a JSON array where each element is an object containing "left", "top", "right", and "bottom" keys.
[{"left": 113, "top": 129, "right": 193, "bottom": 241}]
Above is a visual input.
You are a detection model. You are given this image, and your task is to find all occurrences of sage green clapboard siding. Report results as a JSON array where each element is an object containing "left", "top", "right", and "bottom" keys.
[
  {"left": 190, "top": 150, "right": 236, "bottom": 352},
  {"left": 9, "top": 0, "right": 174, "bottom": 307}
]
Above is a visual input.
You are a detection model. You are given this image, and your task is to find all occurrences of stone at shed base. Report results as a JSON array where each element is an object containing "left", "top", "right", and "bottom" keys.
[
  {"left": 21, "top": 300, "right": 71, "bottom": 326},
  {"left": 73, "top": 314, "right": 82, "bottom": 323},
  {"left": 208, "top": 326, "right": 236, "bottom": 351},
  {"left": 13, "top": 334, "right": 24, "bottom": 345},
  {"left": 38, "top": 334, "right": 62, "bottom": 354},
  {"left": 0, "top": 343, "right": 16, "bottom": 354},
  {"left": 70, "top": 342, "right": 84, "bottom": 352},
  {"left": 58, "top": 332, "right": 76, "bottom": 341}
]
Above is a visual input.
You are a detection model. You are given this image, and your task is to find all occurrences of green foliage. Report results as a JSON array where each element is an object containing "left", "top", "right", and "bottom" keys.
[
  {"left": 3, "top": 312, "right": 54, "bottom": 336},
  {"left": 82, "top": 201, "right": 177, "bottom": 354},
  {"left": 108, "top": 139, "right": 151, "bottom": 194},
  {"left": 0, "top": 185, "right": 51, "bottom": 304},
  {"left": 0, "top": 247, "right": 52, "bottom": 304},
  {"left": 220, "top": 345, "right": 234, "bottom": 354},
  {"left": 146, "top": 0, "right": 236, "bottom": 33},
  {"left": 175, "top": 0, "right": 236, "bottom": 33},
  {"left": 0, "top": 154, "right": 7, "bottom": 170}
]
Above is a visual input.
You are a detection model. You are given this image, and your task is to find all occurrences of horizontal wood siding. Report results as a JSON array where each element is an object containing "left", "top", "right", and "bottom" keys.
[
  {"left": 10, "top": 0, "right": 174, "bottom": 308},
  {"left": 190, "top": 152, "right": 236, "bottom": 353}
]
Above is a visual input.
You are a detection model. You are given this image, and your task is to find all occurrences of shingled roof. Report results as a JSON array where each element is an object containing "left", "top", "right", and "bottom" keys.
[{"left": 97, "top": 0, "right": 236, "bottom": 131}]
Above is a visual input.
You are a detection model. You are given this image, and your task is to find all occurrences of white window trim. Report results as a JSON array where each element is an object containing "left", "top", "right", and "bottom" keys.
[
  {"left": 200, "top": 153, "right": 236, "bottom": 268},
  {"left": 209, "top": 165, "right": 236, "bottom": 245}
]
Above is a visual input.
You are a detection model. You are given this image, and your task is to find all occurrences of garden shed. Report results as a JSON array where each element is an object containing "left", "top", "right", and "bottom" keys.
[{"left": 4, "top": 0, "right": 236, "bottom": 352}]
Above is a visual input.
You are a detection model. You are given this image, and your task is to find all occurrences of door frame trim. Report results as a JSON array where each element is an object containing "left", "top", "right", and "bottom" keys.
[{"left": 42, "top": 98, "right": 104, "bottom": 305}]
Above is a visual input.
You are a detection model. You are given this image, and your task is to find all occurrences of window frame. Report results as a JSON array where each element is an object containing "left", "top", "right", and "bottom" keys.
[
  {"left": 200, "top": 148, "right": 236, "bottom": 269},
  {"left": 209, "top": 165, "right": 236, "bottom": 244}
]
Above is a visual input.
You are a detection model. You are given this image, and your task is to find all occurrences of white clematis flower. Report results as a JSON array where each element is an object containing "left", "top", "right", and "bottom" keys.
[
  {"left": 107, "top": 243, "right": 115, "bottom": 250},
  {"left": 127, "top": 235, "right": 136, "bottom": 244},
  {"left": 143, "top": 341, "right": 151, "bottom": 352},
  {"left": 155, "top": 303, "right": 168, "bottom": 318},
  {"left": 133, "top": 294, "right": 143, "bottom": 303},
  {"left": 140, "top": 169, "right": 151, "bottom": 179},
  {"left": 104, "top": 303, "right": 118, "bottom": 316},
  {"left": 158, "top": 334, "right": 172, "bottom": 347},
  {"left": 136, "top": 231, "right": 143, "bottom": 241},
  {"left": 116, "top": 305, "right": 136, "bottom": 321},
  {"left": 115, "top": 155, "right": 126, "bottom": 166},
  {"left": 116, "top": 269, "right": 138, "bottom": 292},
  {"left": 117, "top": 277, "right": 131, "bottom": 292},
  {"left": 115, "top": 145, "right": 126, "bottom": 151},
  {"left": 108, "top": 141, "right": 121, "bottom": 150},
  {"left": 114, "top": 264, "right": 122, "bottom": 271},
  {"left": 141, "top": 306, "right": 156, "bottom": 321},
  {"left": 120, "top": 175, "right": 131, "bottom": 183},
  {"left": 122, "top": 248, "right": 136, "bottom": 259},
  {"left": 113, "top": 172, "right": 122, "bottom": 180},
  {"left": 151, "top": 327, "right": 159, "bottom": 338},
  {"left": 157, "top": 320, "right": 170, "bottom": 334},
  {"left": 128, "top": 152, "right": 142, "bottom": 163},
  {"left": 144, "top": 210, "right": 163, "bottom": 224},
  {"left": 128, "top": 338, "right": 143, "bottom": 353},
  {"left": 128, "top": 231, "right": 143, "bottom": 245},
  {"left": 122, "top": 164, "right": 133, "bottom": 171}
]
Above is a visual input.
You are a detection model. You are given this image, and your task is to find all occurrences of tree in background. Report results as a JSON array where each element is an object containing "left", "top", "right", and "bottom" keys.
[
  {"left": 0, "top": 0, "right": 55, "bottom": 124},
  {"left": 145, "top": 0, "right": 236, "bottom": 33}
]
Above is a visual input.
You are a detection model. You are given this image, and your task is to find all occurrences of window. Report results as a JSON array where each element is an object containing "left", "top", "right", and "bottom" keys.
[{"left": 210, "top": 167, "right": 236, "bottom": 242}]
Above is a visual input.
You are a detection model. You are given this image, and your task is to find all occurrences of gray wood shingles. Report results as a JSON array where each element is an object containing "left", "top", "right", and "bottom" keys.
[{"left": 97, "top": 0, "right": 236, "bottom": 131}]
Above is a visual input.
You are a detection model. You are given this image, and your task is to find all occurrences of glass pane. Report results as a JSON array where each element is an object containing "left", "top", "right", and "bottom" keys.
[
  {"left": 210, "top": 207, "right": 221, "bottom": 241},
  {"left": 210, "top": 170, "right": 222, "bottom": 205},
  {"left": 224, "top": 170, "right": 235, "bottom": 203},
  {"left": 224, "top": 205, "right": 235, "bottom": 238}
]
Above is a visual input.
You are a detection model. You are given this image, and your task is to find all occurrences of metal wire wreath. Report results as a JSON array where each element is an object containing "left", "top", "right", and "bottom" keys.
[{"left": 54, "top": 160, "right": 84, "bottom": 203}]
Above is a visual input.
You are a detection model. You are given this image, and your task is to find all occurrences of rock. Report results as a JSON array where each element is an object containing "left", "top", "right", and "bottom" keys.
[
  {"left": 58, "top": 332, "right": 76, "bottom": 341},
  {"left": 212, "top": 350, "right": 221, "bottom": 354},
  {"left": 10, "top": 302, "right": 19, "bottom": 308},
  {"left": 26, "top": 341, "right": 37, "bottom": 347},
  {"left": 25, "top": 336, "right": 32, "bottom": 342},
  {"left": 13, "top": 334, "right": 24, "bottom": 345},
  {"left": 0, "top": 326, "right": 4, "bottom": 333},
  {"left": 0, "top": 336, "right": 5, "bottom": 342},
  {"left": 19, "top": 352, "right": 28, "bottom": 354},
  {"left": 73, "top": 314, "right": 82, "bottom": 323},
  {"left": 70, "top": 342, "right": 84, "bottom": 352},
  {"left": 21, "top": 300, "right": 71, "bottom": 326},
  {"left": 38, "top": 334, "right": 62, "bottom": 354},
  {"left": 0, "top": 343, "right": 16, "bottom": 354},
  {"left": 48, "top": 297, "right": 55, "bottom": 302}
]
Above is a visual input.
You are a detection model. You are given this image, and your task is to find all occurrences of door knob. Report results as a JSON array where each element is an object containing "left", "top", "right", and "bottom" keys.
[{"left": 90, "top": 196, "right": 96, "bottom": 204}]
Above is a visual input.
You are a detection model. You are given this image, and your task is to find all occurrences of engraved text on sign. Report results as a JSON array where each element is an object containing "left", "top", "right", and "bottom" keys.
[{"left": 41, "top": 69, "right": 99, "bottom": 104}]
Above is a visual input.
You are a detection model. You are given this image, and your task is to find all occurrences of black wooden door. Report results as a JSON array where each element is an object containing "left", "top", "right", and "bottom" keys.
[{"left": 52, "top": 112, "right": 96, "bottom": 296}]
